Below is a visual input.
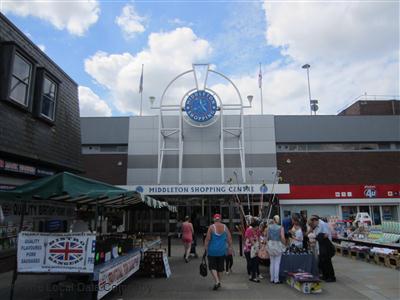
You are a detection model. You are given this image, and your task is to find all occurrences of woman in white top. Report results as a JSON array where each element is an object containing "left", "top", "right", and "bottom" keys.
[{"left": 290, "top": 214, "right": 303, "bottom": 248}]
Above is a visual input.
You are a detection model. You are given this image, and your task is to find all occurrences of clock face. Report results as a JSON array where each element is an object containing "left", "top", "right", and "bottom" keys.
[{"left": 185, "top": 90, "right": 217, "bottom": 123}]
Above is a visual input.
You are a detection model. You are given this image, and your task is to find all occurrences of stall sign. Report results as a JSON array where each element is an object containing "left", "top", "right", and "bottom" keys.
[
  {"left": 163, "top": 252, "right": 171, "bottom": 278},
  {"left": 0, "top": 199, "right": 75, "bottom": 218},
  {"left": 97, "top": 252, "right": 141, "bottom": 299},
  {"left": 17, "top": 231, "right": 96, "bottom": 273}
]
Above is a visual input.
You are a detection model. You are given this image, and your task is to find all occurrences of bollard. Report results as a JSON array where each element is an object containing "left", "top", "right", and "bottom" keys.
[
  {"left": 168, "top": 234, "right": 172, "bottom": 257},
  {"left": 239, "top": 234, "right": 243, "bottom": 256}
]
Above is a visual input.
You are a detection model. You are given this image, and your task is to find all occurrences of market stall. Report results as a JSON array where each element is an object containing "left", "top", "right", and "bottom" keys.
[
  {"left": 331, "top": 219, "right": 400, "bottom": 269},
  {"left": 0, "top": 172, "right": 176, "bottom": 300}
]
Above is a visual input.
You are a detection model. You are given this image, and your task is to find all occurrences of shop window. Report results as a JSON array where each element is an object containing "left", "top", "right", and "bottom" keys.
[
  {"left": 342, "top": 206, "right": 357, "bottom": 221},
  {"left": 382, "top": 206, "right": 398, "bottom": 221},
  {"left": 9, "top": 53, "right": 32, "bottom": 106}
]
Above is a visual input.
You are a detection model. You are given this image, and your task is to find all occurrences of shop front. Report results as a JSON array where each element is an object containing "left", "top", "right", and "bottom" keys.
[
  {"left": 126, "top": 183, "right": 290, "bottom": 234},
  {"left": 279, "top": 184, "right": 400, "bottom": 222}
]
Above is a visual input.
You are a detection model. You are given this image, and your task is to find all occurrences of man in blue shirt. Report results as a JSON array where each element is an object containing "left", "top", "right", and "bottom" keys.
[
  {"left": 310, "top": 215, "right": 336, "bottom": 282},
  {"left": 282, "top": 211, "right": 292, "bottom": 242}
]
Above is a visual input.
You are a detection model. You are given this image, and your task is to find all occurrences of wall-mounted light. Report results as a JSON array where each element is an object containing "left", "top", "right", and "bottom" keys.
[
  {"left": 286, "top": 158, "right": 291, "bottom": 164},
  {"left": 247, "top": 95, "right": 253, "bottom": 105}
]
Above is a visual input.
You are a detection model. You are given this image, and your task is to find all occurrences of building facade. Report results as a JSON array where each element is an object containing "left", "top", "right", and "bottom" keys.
[
  {"left": 0, "top": 13, "right": 82, "bottom": 269},
  {"left": 0, "top": 13, "right": 82, "bottom": 188},
  {"left": 275, "top": 115, "right": 400, "bottom": 222},
  {"left": 81, "top": 111, "right": 400, "bottom": 232}
]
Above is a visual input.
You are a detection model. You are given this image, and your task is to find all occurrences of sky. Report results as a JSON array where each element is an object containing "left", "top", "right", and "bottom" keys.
[{"left": 0, "top": 0, "right": 399, "bottom": 117}]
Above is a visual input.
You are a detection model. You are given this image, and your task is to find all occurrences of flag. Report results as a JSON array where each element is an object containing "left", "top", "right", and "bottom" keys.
[
  {"left": 139, "top": 64, "right": 144, "bottom": 93},
  {"left": 258, "top": 64, "right": 262, "bottom": 89}
]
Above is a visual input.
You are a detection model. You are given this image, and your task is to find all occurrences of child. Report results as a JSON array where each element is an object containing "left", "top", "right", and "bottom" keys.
[{"left": 225, "top": 244, "right": 233, "bottom": 274}]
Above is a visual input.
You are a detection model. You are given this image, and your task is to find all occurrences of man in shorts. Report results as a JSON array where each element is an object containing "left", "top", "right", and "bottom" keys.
[{"left": 204, "top": 214, "right": 233, "bottom": 290}]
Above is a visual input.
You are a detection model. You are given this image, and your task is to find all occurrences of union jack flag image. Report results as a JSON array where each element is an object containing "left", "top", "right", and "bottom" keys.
[{"left": 48, "top": 237, "right": 85, "bottom": 266}]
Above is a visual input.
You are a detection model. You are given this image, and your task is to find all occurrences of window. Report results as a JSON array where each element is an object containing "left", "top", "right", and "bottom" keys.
[
  {"left": 276, "top": 142, "right": 395, "bottom": 152},
  {"left": 40, "top": 76, "right": 57, "bottom": 120},
  {"left": 9, "top": 53, "right": 32, "bottom": 106}
]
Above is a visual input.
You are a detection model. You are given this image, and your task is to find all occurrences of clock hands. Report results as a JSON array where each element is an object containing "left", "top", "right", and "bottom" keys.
[{"left": 199, "top": 98, "right": 207, "bottom": 113}]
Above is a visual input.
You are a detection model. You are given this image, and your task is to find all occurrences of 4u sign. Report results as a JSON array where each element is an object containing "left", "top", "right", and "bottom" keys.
[{"left": 364, "top": 186, "right": 377, "bottom": 198}]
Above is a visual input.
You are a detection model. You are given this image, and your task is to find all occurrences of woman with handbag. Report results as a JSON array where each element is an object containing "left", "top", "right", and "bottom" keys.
[
  {"left": 266, "top": 215, "right": 285, "bottom": 284},
  {"left": 245, "top": 219, "right": 261, "bottom": 282},
  {"left": 204, "top": 214, "right": 233, "bottom": 290}
]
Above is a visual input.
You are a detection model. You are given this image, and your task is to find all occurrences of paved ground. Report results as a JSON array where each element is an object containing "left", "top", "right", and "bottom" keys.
[{"left": 0, "top": 239, "right": 399, "bottom": 300}]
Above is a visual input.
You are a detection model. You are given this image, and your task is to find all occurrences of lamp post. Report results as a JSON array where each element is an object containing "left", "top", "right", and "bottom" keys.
[
  {"left": 149, "top": 96, "right": 156, "bottom": 107},
  {"left": 302, "top": 64, "right": 312, "bottom": 115}
]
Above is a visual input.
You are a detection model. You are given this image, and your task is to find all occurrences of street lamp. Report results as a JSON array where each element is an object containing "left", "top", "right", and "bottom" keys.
[
  {"left": 302, "top": 64, "right": 313, "bottom": 115},
  {"left": 149, "top": 96, "right": 156, "bottom": 107}
]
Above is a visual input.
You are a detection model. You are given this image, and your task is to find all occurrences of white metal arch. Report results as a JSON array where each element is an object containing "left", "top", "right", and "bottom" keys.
[{"left": 154, "top": 64, "right": 249, "bottom": 184}]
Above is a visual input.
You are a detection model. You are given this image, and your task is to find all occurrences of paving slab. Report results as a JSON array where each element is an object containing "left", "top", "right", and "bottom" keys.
[{"left": 0, "top": 240, "right": 398, "bottom": 300}]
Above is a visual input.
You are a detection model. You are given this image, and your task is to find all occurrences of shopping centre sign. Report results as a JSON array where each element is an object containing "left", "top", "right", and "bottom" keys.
[{"left": 125, "top": 184, "right": 290, "bottom": 195}]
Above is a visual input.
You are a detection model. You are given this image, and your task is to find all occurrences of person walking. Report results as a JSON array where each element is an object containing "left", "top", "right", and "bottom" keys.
[
  {"left": 182, "top": 216, "right": 194, "bottom": 263},
  {"left": 266, "top": 215, "right": 285, "bottom": 284},
  {"left": 204, "top": 214, "right": 233, "bottom": 290}
]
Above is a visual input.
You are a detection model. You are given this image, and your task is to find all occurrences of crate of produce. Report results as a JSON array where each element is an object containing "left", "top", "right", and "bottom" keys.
[
  {"left": 374, "top": 253, "right": 387, "bottom": 266},
  {"left": 286, "top": 272, "right": 322, "bottom": 294},
  {"left": 333, "top": 244, "right": 343, "bottom": 256},
  {"left": 342, "top": 248, "right": 350, "bottom": 257},
  {"left": 366, "top": 252, "right": 376, "bottom": 264},
  {"left": 385, "top": 254, "right": 400, "bottom": 270},
  {"left": 350, "top": 249, "right": 358, "bottom": 260},
  {"left": 143, "top": 250, "right": 167, "bottom": 276}
]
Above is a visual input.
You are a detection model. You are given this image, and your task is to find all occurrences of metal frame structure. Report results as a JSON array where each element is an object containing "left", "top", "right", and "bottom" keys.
[{"left": 151, "top": 64, "right": 251, "bottom": 184}]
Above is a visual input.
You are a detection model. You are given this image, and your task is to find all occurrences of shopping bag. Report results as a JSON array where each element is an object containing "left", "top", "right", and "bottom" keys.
[{"left": 200, "top": 252, "right": 207, "bottom": 277}]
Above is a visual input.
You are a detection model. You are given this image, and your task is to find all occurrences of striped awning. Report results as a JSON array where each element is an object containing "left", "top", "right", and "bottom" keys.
[{"left": 0, "top": 172, "right": 177, "bottom": 212}]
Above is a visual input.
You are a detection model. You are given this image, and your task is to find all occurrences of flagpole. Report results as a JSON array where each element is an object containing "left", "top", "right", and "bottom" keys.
[
  {"left": 139, "top": 64, "right": 144, "bottom": 116},
  {"left": 140, "top": 91, "right": 143, "bottom": 116},
  {"left": 259, "top": 63, "right": 264, "bottom": 115}
]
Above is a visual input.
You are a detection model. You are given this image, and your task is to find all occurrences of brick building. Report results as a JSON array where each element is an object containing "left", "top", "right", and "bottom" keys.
[
  {"left": 338, "top": 100, "right": 399, "bottom": 116},
  {"left": 0, "top": 13, "right": 82, "bottom": 188}
]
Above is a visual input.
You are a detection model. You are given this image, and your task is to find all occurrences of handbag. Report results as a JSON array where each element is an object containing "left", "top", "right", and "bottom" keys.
[
  {"left": 258, "top": 243, "right": 269, "bottom": 259},
  {"left": 250, "top": 242, "right": 259, "bottom": 258},
  {"left": 267, "top": 240, "right": 285, "bottom": 256},
  {"left": 199, "top": 252, "right": 207, "bottom": 277}
]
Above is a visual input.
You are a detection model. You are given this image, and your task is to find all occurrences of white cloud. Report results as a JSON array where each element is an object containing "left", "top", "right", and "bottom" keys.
[
  {"left": 168, "top": 18, "right": 193, "bottom": 27},
  {"left": 84, "top": 27, "right": 212, "bottom": 115},
  {"left": 1, "top": 0, "right": 100, "bottom": 36},
  {"left": 78, "top": 86, "right": 112, "bottom": 117},
  {"left": 250, "top": 1, "right": 399, "bottom": 115},
  {"left": 263, "top": 1, "right": 399, "bottom": 62},
  {"left": 209, "top": 2, "right": 399, "bottom": 116},
  {"left": 83, "top": 3, "right": 398, "bottom": 117},
  {"left": 115, "top": 4, "right": 145, "bottom": 39},
  {"left": 37, "top": 44, "right": 46, "bottom": 52}
]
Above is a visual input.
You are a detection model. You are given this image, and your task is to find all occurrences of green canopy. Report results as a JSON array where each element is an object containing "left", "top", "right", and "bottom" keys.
[{"left": 0, "top": 172, "right": 176, "bottom": 211}]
